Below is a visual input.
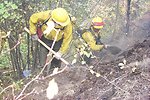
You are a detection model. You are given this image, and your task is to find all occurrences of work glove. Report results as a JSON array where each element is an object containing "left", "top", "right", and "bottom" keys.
[
  {"left": 43, "top": 21, "right": 55, "bottom": 36},
  {"left": 54, "top": 52, "right": 62, "bottom": 60},
  {"left": 31, "top": 34, "right": 38, "bottom": 41}
]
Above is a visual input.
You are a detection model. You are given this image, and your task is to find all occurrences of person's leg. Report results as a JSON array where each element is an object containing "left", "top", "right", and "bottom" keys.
[
  {"left": 39, "top": 42, "right": 49, "bottom": 67},
  {"left": 39, "top": 36, "right": 52, "bottom": 67}
]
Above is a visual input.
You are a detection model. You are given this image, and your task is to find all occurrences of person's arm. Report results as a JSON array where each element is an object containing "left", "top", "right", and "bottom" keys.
[
  {"left": 59, "top": 23, "right": 73, "bottom": 54},
  {"left": 29, "top": 10, "right": 51, "bottom": 35},
  {"left": 82, "top": 31, "right": 104, "bottom": 51}
]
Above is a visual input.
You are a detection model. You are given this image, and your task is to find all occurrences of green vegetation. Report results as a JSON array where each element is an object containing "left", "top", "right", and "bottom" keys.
[
  {"left": 0, "top": 53, "right": 10, "bottom": 68},
  {"left": 0, "top": 0, "right": 150, "bottom": 99}
]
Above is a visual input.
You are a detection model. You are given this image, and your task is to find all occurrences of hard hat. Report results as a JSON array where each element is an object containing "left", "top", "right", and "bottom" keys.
[
  {"left": 92, "top": 17, "right": 104, "bottom": 29},
  {"left": 51, "top": 8, "right": 70, "bottom": 26}
]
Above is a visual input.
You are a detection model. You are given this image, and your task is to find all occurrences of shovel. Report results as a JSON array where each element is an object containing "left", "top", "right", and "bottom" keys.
[{"left": 105, "top": 45, "right": 122, "bottom": 55}]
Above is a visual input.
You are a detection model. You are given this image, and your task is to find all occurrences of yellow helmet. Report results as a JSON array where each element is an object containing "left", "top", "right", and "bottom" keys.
[
  {"left": 51, "top": 8, "right": 70, "bottom": 26},
  {"left": 92, "top": 17, "right": 104, "bottom": 29}
]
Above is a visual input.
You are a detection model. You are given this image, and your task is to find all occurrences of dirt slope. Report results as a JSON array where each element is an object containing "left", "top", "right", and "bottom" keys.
[
  {"left": 56, "top": 37, "right": 150, "bottom": 100},
  {"left": 21, "top": 36, "right": 150, "bottom": 100},
  {"left": 17, "top": 12, "right": 150, "bottom": 100}
]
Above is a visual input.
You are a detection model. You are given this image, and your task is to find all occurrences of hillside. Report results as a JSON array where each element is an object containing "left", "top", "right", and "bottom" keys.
[{"left": 14, "top": 36, "right": 150, "bottom": 100}]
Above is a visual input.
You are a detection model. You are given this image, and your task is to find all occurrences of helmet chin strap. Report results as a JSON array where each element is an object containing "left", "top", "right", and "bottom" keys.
[{"left": 91, "top": 26, "right": 100, "bottom": 34}]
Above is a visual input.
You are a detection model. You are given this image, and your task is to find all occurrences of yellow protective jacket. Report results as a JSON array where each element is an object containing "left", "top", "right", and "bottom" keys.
[
  {"left": 82, "top": 28, "right": 104, "bottom": 51},
  {"left": 29, "top": 10, "right": 73, "bottom": 54}
]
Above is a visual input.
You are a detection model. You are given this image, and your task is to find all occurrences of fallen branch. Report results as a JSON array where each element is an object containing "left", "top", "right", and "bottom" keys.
[
  {"left": 1, "top": 31, "right": 11, "bottom": 39},
  {"left": 0, "top": 84, "right": 13, "bottom": 95},
  {"left": 15, "top": 56, "right": 68, "bottom": 100},
  {"left": 0, "top": 33, "right": 21, "bottom": 54}
]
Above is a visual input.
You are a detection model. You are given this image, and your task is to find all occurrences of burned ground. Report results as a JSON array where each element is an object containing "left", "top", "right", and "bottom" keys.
[{"left": 15, "top": 36, "right": 150, "bottom": 100}]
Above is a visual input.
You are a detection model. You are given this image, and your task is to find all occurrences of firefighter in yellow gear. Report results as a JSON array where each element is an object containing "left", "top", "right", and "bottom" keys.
[
  {"left": 29, "top": 8, "right": 73, "bottom": 68},
  {"left": 76, "top": 17, "right": 105, "bottom": 65},
  {"left": 82, "top": 17, "right": 105, "bottom": 51}
]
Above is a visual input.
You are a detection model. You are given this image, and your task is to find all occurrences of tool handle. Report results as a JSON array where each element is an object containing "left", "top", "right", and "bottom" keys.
[
  {"left": 24, "top": 27, "right": 70, "bottom": 66},
  {"left": 38, "top": 39, "right": 69, "bottom": 65}
]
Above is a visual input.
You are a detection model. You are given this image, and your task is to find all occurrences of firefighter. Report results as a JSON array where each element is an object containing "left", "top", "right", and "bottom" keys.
[
  {"left": 29, "top": 8, "right": 73, "bottom": 68},
  {"left": 82, "top": 17, "right": 105, "bottom": 51},
  {"left": 76, "top": 17, "right": 106, "bottom": 65}
]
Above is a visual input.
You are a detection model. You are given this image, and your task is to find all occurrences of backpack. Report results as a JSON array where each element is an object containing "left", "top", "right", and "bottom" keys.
[{"left": 76, "top": 27, "right": 103, "bottom": 45}]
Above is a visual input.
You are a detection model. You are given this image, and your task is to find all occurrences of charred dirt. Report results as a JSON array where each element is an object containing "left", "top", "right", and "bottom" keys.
[{"left": 18, "top": 36, "right": 150, "bottom": 100}]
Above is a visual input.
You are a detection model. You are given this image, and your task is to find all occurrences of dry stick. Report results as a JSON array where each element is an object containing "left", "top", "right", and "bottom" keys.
[
  {"left": 15, "top": 62, "right": 49, "bottom": 100},
  {"left": 0, "top": 85, "right": 13, "bottom": 95},
  {"left": 44, "top": 65, "right": 68, "bottom": 79},
  {"left": 100, "top": 74, "right": 130, "bottom": 94},
  {"left": 51, "top": 28, "right": 60, "bottom": 49},
  {"left": 17, "top": 89, "right": 35, "bottom": 100},
  {"left": 15, "top": 63, "right": 68, "bottom": 100},
  {"left": 12, "top": 85, "right": 15, "bottom": 100},
  {"left": 15, "top": 78, "right": 37, "bottom": 100},
  {"left": 0, "top": 32, "right": 21, "bottom": 54},
  {"left": 1, "top": 31, "right": 11, "bottom": 39},
  {"left": 46, "top": 29, "right": 61, "bottom": 74}
]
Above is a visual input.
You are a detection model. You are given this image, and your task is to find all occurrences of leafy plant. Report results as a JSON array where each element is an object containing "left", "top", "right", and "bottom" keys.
[
  {"left": 0, "top": 52, "right": 10, "bottom": 69},
  {"left": 0, "top": 1, "right": 18, "bottom": 21}
]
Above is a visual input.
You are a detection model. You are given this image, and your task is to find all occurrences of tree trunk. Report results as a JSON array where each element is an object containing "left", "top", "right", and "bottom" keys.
[
  {"left": 112, "top": 0, "right": 120, "bottom": 39},
  {"left": 126, "top": 0, "right": 131, "bottom": 34},
  {"left": 8, "top": 35, "right": 23, "bottom": 79}
]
